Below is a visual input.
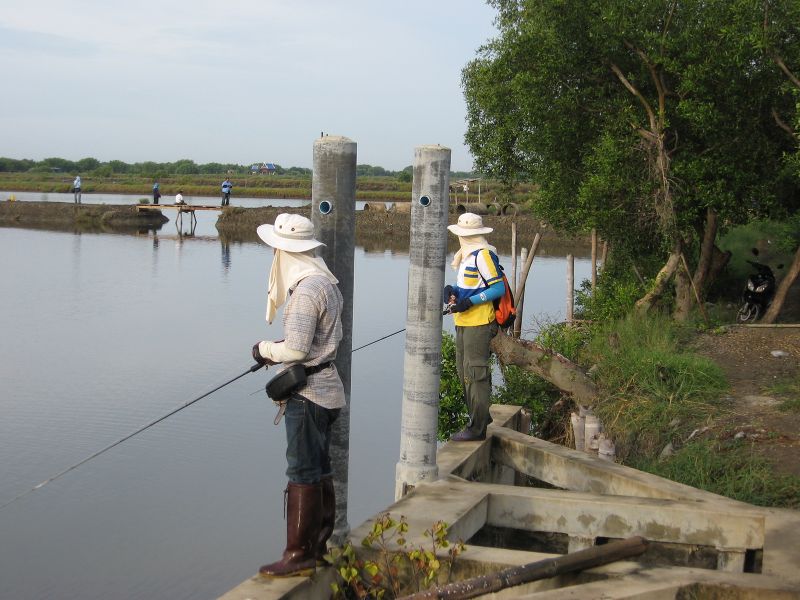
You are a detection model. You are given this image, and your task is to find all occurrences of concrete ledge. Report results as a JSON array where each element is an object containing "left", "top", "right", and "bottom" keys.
[{"left": 490, "top": 425, "right": 753, "bottom": 508}]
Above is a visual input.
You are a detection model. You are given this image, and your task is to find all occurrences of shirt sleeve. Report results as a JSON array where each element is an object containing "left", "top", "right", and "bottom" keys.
[
  {"left": 476, "top": 249, "right": 502, "bottom": 286},
  {"left": 467, "top": 279, "right": 505, "bottom": 305},
  {"left": 283, "top": 285, "right": 319, "bottom": 354}
]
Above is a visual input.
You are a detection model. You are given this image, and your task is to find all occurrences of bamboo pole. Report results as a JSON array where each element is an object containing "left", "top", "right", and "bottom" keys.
[
  {"left": 514, "top": 248, "right": 527, "bottom": 339},
  {"left": 591, "top": 228, "right": 597, "bottom": 291},
  {"left": 511, "top": 222, "right": 517, "bottom": 301},
  {"left": 399, "top": 536, "right": 648, "bottom": 600},
  {"left": 566, "top": 254, "right": 574, "bottom": 324}
]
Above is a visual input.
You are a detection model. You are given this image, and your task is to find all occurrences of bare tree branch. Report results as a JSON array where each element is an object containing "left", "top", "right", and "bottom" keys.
[{"left": 610, "top": 62, "right": 657, "bottom": 131}]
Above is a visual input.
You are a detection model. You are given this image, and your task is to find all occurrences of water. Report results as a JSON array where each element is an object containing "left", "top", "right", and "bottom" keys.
[{"left": 0, "top": 204, "right": 590, "bottom": 600}]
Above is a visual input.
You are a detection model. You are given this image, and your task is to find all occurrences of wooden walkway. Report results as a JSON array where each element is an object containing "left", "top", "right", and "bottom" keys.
[{"left": 136, "top": 203, "right": 224, "bottom": 233}]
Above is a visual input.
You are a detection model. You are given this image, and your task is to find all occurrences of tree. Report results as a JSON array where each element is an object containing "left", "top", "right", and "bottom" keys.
[
  {"left": 760, "top": 0, "right": 800, "bottom": 322},
  {"left": 463, "top": 0, "right": 799, "bottom": 318}
]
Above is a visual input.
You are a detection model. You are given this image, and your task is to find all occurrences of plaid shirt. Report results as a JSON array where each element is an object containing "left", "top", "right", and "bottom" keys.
[{"left": 281, "top": 273, "right": 346, "bottom": 409}]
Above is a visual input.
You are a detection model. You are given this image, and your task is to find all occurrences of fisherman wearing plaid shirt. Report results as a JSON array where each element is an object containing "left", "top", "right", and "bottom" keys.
[{"left": 251, "top": 213, "right": 345, "bottom": 579}]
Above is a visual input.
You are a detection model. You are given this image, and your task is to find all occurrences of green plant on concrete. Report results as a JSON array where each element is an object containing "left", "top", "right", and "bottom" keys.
[
  {"left": 586, "top": 315, "right": 727, "bottom": 462},
  {"left": 328, "top": 514, "right": 464, "bottom": 599},
  {"left": 639, "top": 439, "right": 800, "bottom": 509}
]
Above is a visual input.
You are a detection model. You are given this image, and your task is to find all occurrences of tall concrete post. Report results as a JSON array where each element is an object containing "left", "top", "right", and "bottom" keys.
[
  {"left": 311, "top": 135, "right": 356, "bottom": 542},
  {"left": 395, "top": 145, "right": 451, "bottom": 500}
]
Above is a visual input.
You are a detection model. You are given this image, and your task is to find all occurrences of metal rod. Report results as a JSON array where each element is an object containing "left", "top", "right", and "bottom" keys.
[
  {"left": 0, "top": 363, "right": 265, "bottom": 512},
  {"left": 399, "top": 536, "right": 648, "bottom": 600}
]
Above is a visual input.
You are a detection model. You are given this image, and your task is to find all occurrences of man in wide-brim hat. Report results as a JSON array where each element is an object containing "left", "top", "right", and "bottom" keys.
[
  {"left": 252, "top": 212, "right": 345, "bottom": 578},
  {"left": 444, "top": 212, "right": 506, "bottom": 442}
]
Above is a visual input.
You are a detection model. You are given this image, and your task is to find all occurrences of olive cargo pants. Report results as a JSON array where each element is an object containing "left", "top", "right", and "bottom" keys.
[{"left": 455, "top": 321, "right": 498, "bottom": 436}]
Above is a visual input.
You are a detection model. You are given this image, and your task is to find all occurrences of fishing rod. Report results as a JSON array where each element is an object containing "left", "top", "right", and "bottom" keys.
[
  {"left": 247, "top": 327, "right": 407, "bottom": 396},
  {"left": 3, "top": 327, "right": 409, "bottom": 512},
  {"left": 0, "top": 362, "right": 266, "bottom": 513}
]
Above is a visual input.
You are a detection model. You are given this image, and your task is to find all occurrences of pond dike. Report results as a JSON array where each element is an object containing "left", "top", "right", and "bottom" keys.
[
  {"left": 0, "top": 201, "right": 168, "bottom": 232},
  {"left": 221, "top": 405, "right": 800, "bottom": 599},
  {"left": 0, "top": 201, "right": 591, "bottom": 256},
  {"left": 217, "top": 205, "right": 591, "bottom": 256}
]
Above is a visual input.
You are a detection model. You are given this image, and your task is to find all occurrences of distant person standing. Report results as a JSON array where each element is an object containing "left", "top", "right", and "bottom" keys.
[
  {"left": 72, "top": 175, "right": 82, "bottom": 204},
  {"left": 221, "top": 178, "right": 233, "bottom": 206},
  {"left": 175, "top": 190, "right": 185, "bottom": 205},
  {"left": 152, "top": 181, "right": 161, "bottom": 205}
]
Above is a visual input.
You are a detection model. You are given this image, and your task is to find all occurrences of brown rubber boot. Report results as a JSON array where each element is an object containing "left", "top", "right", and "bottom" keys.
[
  {"left": 259, "top": 482, "right": 321, "bottom": 578},
  {"left": 316, "top": 476, "right": 336, "bottom": 564}
]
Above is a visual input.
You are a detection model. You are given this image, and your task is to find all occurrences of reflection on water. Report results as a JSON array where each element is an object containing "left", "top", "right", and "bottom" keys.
[{"left": 0, "top": 216, "right": 591, "bottom": 600}]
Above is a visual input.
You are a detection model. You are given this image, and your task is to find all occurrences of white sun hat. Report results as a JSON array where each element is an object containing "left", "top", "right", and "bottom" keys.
[
  {"left": 256, "top": 213, "right": 326, "bottom": 252},
  {"left": 447, "top": 212, "right": 493, "bottom": 236}
]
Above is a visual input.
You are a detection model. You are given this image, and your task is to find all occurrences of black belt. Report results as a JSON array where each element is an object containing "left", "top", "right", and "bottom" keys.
[{"left": 305, "top": 362, "right": 331, "bottom": 376}]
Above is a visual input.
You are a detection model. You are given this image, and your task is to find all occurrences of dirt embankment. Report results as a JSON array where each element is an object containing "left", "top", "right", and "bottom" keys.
[
  {"left": 0, "top": 201, "right": 167, "bottom": 232},
  {"left": 693, "top": 326, "right": 800, "bottom": 478},
  {"left": 217, "top": 205, "right": 591, "bottom": 256}
]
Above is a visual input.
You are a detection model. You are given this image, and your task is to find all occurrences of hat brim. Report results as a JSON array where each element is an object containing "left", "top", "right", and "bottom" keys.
[
  {"left": 256, "top": 224, "right": 325, "bottom": 252},
  {"left": 447, "top": 224, "right": 494, "bottom": 236}
]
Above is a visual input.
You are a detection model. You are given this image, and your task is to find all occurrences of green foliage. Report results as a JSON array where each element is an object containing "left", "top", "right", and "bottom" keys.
[
  {"left": 534, "top": 322, "right": 589, "bottom": 362},
  {"left": 492, "top": 365, "right": 560, "bottom": 437},
  {"left": 639, "top": 439, "right": 800, "bottom": 508},
  {"left": 327, "top": 514, "right": 464, "bottom": 599},
  {"left": 438, "top": 333, "right": 469, "bottom": 441},
  {"left": 586, "top": 315, "right": 727, "bottom": 461},
  {"left": 463, "top": 0, "right": 800, "bottom": 256},
  {"left": 575, "top": 276, "right": 642, "bottom": 322}
]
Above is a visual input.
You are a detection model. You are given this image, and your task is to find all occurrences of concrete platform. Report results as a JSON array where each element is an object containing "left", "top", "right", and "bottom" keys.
[{"left": 220, "top": 405, "right": 800, "bottom": 599}]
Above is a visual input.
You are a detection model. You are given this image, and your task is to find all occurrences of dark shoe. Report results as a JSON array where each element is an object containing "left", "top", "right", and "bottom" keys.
[
  {"left": 259, "top": 482, "right": 321, "bottom": 578},
  {"left": 450, "top": 428, "right": 486, "bottom": 442},
  {"left": 315, "top": 476, "right": 336, "bottom": 564}
]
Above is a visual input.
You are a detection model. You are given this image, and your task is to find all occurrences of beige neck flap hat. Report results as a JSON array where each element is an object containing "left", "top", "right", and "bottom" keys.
[
  {"left": 447, "top": 212, "right": 493, "bottom": 237},
  {"left": 257, "top": 213, "right": 325, "bottom": 252}
]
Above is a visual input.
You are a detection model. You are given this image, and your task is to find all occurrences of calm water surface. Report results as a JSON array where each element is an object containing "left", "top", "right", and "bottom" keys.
[{"left": 0, "top": 200, "right": 589, "bottom": 600}]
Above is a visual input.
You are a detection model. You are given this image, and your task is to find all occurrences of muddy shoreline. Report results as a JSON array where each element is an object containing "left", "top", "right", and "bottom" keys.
[
  {"left": 1, "top": 201, "right": 590, "bottom": 256},
  {"left": 217, "top": 205, "right": 591, "bottom": 256},
  {"left": 0, "top": 201, "right": 168, "bottom": 233}
]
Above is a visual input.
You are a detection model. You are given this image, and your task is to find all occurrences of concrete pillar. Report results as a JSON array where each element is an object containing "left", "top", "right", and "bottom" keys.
[
  {"left": 717, "top": 550, "right": 746, "bottom": 572},
  {"left": 568, "top": 536, "right": 595, "bottom": 553},
  {"left": 311, "top": 135, "right": 356, "bottom": 543},
  {"left": 395, "top": 145, "right": 451, "bottom": 500}
]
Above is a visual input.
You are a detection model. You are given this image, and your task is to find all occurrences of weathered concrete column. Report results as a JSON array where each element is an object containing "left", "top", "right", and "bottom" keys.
[
  {"left": 395, "top": 145, "right": 451, "bottom": 500},
  {"left": 311, "top": 135, "right": 356, "bottom": 542}
]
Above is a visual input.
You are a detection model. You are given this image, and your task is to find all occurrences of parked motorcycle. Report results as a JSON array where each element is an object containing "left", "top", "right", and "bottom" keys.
[{"left": 737, "top": 252, "right": 777, "bottom": 323}]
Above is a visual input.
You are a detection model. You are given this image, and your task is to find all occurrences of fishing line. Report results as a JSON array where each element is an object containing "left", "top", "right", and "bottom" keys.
[
  {"left": 4, "top": 327, "right": 409, "bottom": 512},
  {"left": 0, "top": 362, "right": 265, "bottom": 513}
]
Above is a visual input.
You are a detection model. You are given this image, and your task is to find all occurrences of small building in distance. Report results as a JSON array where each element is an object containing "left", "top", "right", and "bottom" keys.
[{"left": 250, "top": 162, "right": 277, "bottom": 175}]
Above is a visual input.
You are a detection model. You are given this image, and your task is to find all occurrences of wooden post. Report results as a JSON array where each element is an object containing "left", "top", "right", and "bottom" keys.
[
  {"left": 566, "top": 254, "right": 574, "bottom": 324},
  {"left": 591, "top": 228, "right": 597, "bottom": 291},
  {"left": 514, "top": 247, "right": 527, "bottom": 338},
  {"left": 511, "top": 222, "right": 517, "bottom": 299}
]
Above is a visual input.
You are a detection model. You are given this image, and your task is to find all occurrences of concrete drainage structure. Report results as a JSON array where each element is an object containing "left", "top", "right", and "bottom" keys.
[{"left": 221, "top": 405, "right": 800, "bottom": 599}]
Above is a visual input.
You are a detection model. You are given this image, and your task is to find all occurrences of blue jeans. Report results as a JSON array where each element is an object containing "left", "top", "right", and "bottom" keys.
[{"left": 284, "top": 395, "right": 339, "bottom": 484}]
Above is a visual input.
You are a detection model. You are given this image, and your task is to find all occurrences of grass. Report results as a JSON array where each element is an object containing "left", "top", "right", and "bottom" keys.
[
  {"left": 638, "top": 438, "right": 800, "bottom": 508},
  {"left": 765, "top": 375, "right": 800, "bottom": 412},
  {"left": 584, "top": 315, "right": 727, "bottom": 462},
  {"left": 0, "top": 171, "right": 536, "bottom": 204}
]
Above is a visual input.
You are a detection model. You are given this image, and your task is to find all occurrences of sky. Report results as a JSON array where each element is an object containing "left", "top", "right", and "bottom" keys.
[{"left": 0, "top": 1, "right": 498, "bottom": 172}]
